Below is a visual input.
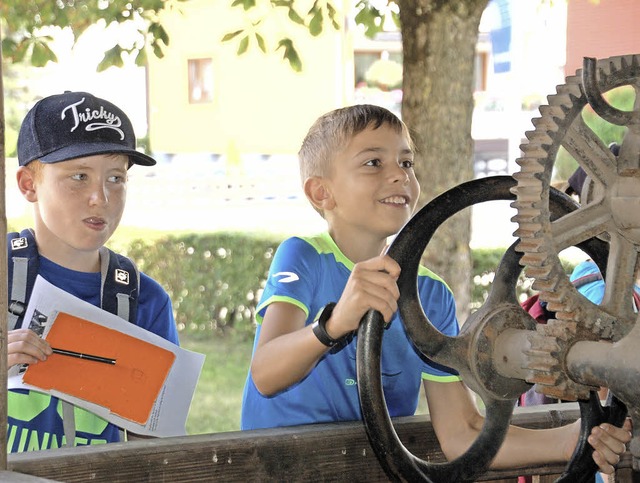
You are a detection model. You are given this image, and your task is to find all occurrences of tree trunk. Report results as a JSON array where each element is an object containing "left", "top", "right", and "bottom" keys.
[{"left": 399, "top": 0, "right": 489, "bottom": 322}]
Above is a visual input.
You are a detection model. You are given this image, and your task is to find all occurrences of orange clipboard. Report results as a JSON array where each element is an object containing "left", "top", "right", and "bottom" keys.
[{"left": 24, "top": 312, "right": 176, "bottom": 424}]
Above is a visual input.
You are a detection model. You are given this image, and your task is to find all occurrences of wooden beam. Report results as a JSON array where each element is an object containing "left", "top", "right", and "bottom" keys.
[{"left": 7, "top": 404, "right": 632, "bottom": 482}]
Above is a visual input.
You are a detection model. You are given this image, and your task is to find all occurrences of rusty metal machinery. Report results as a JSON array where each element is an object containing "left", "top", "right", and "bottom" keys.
[
  {"left": 356, "top": 54, "right": 640, "bottom": 482},
  {"left": 513, "top": 54, "right": 640, "bottom": 468}
]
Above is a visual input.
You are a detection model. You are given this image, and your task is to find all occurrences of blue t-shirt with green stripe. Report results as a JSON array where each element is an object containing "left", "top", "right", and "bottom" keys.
[{"left": 241, "top": 232, "right": 460, "bottom": 430}]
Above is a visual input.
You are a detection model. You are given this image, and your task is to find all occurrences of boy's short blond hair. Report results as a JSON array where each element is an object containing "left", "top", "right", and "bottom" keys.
[{"left": 298, "top": 104, "right": 413, "bottom": 182}]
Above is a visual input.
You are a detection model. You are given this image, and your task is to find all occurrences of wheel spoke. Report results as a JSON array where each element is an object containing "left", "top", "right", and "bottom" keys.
[
  {"left": 562, "top": 116, "right": 617, "bottom": 187},
  {"left": 601, "top": 234, "right": 639, "bottom": 329},
  {"left": 550, "top": 202, "right": 611, "bottom": 249}
]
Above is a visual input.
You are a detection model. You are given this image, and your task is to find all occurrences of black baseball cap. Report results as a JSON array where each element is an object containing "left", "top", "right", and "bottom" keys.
[{"left": 17, "top": 91, "right": 156, "bottom": 167}]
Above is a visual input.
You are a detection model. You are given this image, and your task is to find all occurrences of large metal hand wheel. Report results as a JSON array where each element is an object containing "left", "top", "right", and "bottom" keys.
[{"left": 357, "top": 175, "right": 624, "bottom": 482}]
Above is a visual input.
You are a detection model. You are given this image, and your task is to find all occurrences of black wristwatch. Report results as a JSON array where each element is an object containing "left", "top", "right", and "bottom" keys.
[{"left": 311, "top": 302, "right": 340, "bottom": 347}]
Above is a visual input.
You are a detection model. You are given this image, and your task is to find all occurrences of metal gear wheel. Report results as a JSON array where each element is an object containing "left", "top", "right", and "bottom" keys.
[{"left": 513, "top": 54, "right": 640, "bottom": 400}]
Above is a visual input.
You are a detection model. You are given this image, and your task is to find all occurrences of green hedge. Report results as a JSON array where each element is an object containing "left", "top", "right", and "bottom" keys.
[
  {"left": 6, "top": 226, "right": 577, "bottom": 339},
  {"left": 123, "top": 233, "right": 282, "bottom": 340},
  {"left": 119, "top": 234, "right": 578, "bottom": 339},
  {"left": 471, "top": 247, "right": 534, "bottom": 312}
]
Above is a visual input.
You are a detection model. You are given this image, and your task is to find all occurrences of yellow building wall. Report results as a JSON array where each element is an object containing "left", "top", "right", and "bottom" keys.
[{"left": 147, "top": 0, "right": 353, "bottom": 157}]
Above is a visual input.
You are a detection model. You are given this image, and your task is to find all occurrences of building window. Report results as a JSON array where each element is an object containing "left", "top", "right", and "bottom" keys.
[{"left": 188, "top": 58, "right": 213, "bottom": 104}]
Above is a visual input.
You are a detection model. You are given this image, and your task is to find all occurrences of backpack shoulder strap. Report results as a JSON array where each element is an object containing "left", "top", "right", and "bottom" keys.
[
  {"left": 571, "top": 271, "right": 604, "bottom": 289},
  {"left": 98, "top": 246, "right": 140, "bottom": 323},
  {"left": 7, "top": 229, "right": 40, "bottom": 330}
]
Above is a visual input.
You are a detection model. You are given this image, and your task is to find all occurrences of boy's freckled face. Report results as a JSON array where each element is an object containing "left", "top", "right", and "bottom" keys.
[
  {"left": 326, "top": 124, "right": 420, "bottom": 238},
  {"left": 33, "top": 154, "right": 129, "bottom": 255}
]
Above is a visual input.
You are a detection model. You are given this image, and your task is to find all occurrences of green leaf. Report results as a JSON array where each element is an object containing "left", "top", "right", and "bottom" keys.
[
  {"left": 287, "top": 8, "right": 305, "bottom": 25},
  {"left": 287, "top": 50, "right": 302, "bottom": 72},
  {"left": 326, "top": 2, "right": 340, "bottom": 30},
  {"left": 12, "top": 40, "right": 30, "bottom": 63},
  {"left": 277, "top": 38, "right": 302, "bottom": 72},
  {"left": 222, "top": 30, "right": 244, "bottom": 42},
  {"left": 31, "top": 40, "right": 57, "bottom": 67},
  {"left": 237, "top": 35, "right": 249, "bottom": 55},
  {"left": 309, "top": 9, "right": 323, "bottom": 37},
  {"left": 155, "top": 24, "right": 170, "bottom": 46},
  {"left": 231, "top": 0, "right": 256, "bottom": 10},
  {"left": 255, "top": 33, "right": 266, "bottom": 53},
  {"left": 135, "top": 48, "right": 149, "bottom": 67},
  {"left": 150, "top": 38, "right": 166, "bottom": 59},
  {"left": 1, "top": 38, "right": 18, "bottom": 60},
  {"left": 153, "top": 42, "right": 164, "bottom": 58},
  {"left": 98, "top": 45, "right": 125, "bottom": 71},
  {"left": 354, "top": 5, "right": 384, "bottom": 39}
]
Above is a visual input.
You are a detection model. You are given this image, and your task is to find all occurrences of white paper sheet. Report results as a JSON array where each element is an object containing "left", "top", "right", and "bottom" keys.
[{"left": 8, "top": 276, "right": 205, "bottom": 437}]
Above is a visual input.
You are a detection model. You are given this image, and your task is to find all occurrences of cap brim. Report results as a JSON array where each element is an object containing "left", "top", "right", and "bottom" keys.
[{"left": 37, "top": 142, "right": 156, "bottom": 166}]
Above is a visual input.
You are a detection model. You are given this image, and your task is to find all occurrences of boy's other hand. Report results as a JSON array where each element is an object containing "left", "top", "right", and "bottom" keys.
[
  {"left": 587, "top": 417, "right": 633, "bottom": 474},
  {"left": 329, "top": 255, "right": 401, "bottom": 339},
  {"left": 562, "top": 417, "right": 632, "bottom": 475},
  {"left": 8, "top": 329, "right": 52, "bottom": 369}
]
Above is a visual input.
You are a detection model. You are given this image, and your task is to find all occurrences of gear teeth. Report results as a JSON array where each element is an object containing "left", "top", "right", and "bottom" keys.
[
  {"left": 530, "top": 278, "right": 561, "bottom": 294},
  {"left": 513, "top": 159, "right": 545, "bottom": 175},
  {"left": 530, "top": 373, "right": 560, "bottom": 386},
  {"left": 511, "top": 219, "right": 542, "bottom": 231},
  {"left": 519, "top": 255, "right": 549, "bottom": 270},
  {"left": 512, "top": 228, "right": 538, "bottom": 241},
  {"left": 512, "top": 220, "right": 542, "bottom": 233},
  {"left": 546, "top": 300, "right": 576, "bottom": 314},
  {"left": 541, "top": 320, "right": 577, "bottom": 340},
  {"left": 514, "top": 185, "right": 545, "bottom": 203},
  {"left": 526, "top": 321, "right": 594, "bottom": 400},
  {"left": 510, "top": 205, "right": 546, "bottom": 223},
  {"left": 524, "top": 265, "right": 553, "bottom": 279},
  {"left": 538, "top": 104, "right": 566, "bottom": 119},
  {"left": 546, "top": 93, "right": 575, "bottom": 108},
  {"left": 555, "top": 83, "right": 582, "bottom": 97},
  {"left": 523, "top": 130, "right": 554, "bottom": 145},
  {"left": 514, "top": 154, "right": 542, "bottom": 169},
  {"left": 515, "top": 249, "right": 545, "bottom": 266}
]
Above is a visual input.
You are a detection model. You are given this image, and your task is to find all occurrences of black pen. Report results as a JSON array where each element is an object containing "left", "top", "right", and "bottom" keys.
[{"left": 51, "top": 348, "right": 116, "bottom": 365}]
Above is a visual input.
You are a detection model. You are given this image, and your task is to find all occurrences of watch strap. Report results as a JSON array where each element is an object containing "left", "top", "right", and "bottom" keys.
[{"left": 312, "top": 302, "right": 339, "bottom": 347}]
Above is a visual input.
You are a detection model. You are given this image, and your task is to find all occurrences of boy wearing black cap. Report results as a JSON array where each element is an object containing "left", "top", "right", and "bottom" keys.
[{"left": 6, "top": 91, "right": 179, "bottom": 453}]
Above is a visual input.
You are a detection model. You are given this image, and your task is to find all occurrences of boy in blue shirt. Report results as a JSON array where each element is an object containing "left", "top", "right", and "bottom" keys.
[
  {"left": 241, "top": 104, "right": 630, "bottom": 474},
  {"left": 7, "top": 91, "right": 180, "bottom": 452}
]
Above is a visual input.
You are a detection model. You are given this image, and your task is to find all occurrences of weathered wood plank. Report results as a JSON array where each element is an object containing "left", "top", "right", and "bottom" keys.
[{"left": 5, "top": 404, "right": 632, "bottom": 482}]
